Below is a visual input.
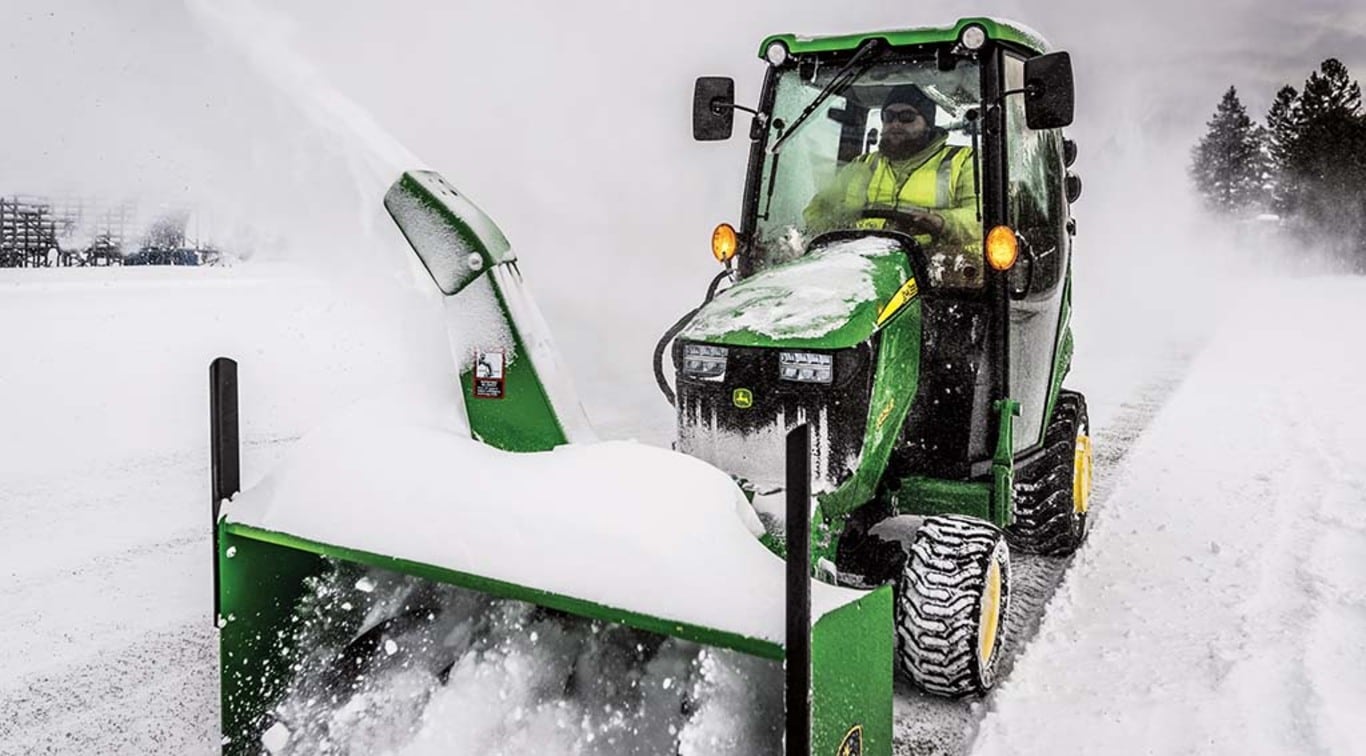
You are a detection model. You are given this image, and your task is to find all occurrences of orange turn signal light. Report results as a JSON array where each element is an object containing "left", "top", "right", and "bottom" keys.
[
  {"left": 712, "top": 223, "right": 738, "bottom": 264},
  {"left": 986, "top": 225, "right": 1018, "bottom": 271}
]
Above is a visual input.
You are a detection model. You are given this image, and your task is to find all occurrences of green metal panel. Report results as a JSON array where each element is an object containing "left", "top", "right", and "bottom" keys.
[
  {"left": 892, "top": 476, "right": 992, "bottom": 521},
  {"left": 759, "top": 17, "right": 1051, "bottom": 59},
  {"left": 223, "top": 522, "right": 784, "bottom": 660},
  {"left": 817, "top": 296, "right": 922, "bottom": 518},
  {"left": 460, "top": 275, "right": 569, "bottom": 452},
  {"left": 811, "top": 585, "right": 894, "bottom": 756},
  {"left": 218, "top": 529, "right": 327, "bottom": 755},
  {"left": 219, "top": 522, "right": 894, "bottom": 754},
  {"left": 991, "top": 398, "right": 1021, "bottom": 527}
]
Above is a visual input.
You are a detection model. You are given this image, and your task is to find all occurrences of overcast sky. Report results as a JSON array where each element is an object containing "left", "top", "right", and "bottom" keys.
[{"left": 2, "top": 1, "right": 1363, "bottom": 417}]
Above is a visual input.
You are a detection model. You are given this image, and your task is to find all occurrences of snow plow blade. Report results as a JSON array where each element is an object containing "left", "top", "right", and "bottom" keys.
[{"left": 209, "top": 171, "right": 894, "bottom": 754}]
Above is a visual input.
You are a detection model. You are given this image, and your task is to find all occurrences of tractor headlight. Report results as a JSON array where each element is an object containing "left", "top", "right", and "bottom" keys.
[
  {"left": 960, "top": 24, "right": 987, "bottom": 51},
  {"left": 682, "top": 343, "right": 728, "bottom": 380},
  {"left": 765, "top": 41, "right": 789, "bottom": 67},
  {"left": 778, "top": 351, "right": 833, "bottom": 384}
]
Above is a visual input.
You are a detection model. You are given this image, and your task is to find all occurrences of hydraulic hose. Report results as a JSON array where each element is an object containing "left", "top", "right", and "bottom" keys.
[{"left": 652, "top": 268, "right": 733, "bottom": 406}]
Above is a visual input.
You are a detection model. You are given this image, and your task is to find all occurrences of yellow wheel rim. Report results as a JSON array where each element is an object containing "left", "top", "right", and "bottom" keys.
[
  {"left": 978, "top": 555, "right": 1003, "bottom": 667},
  {"left": 1073, "top": 434, "right": 1093, "bottom": 515}
]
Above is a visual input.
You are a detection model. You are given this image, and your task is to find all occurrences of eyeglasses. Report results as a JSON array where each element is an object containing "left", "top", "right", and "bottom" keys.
[{"left": 881, "top": 109, "right": 922, "bottom": 124}]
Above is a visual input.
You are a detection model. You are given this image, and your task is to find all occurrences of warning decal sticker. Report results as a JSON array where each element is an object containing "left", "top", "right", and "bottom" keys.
[{"left": 473, "top": 349, "right": 506, "bottom": 399}]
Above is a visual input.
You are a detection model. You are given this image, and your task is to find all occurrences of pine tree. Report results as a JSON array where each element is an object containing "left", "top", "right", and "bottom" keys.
[
  {"left": 1264, "top": 85, "right": 1301, "bottom": 216},
  {"left": 1190, "top": 86, "right": 1266, "bottom": 214},
  {"left": 1286, "top": 59, "right": 1366, "bottom": 265}
]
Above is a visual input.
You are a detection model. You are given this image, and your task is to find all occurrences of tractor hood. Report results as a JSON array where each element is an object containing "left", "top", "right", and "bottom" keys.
[{"left": 680, "top": 236, "right": 913, "bottom": 350}]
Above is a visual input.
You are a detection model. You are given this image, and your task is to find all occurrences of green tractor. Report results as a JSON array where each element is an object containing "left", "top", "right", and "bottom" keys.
[
  {"left": 209, "top": 17, "right": 1089, "bottom": 756},
  {"left": 657, "top": 16, "right": 1091, "bottom": 697}
]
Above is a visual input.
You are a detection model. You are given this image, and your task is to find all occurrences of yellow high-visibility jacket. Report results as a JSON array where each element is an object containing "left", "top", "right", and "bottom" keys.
[{"left": 804, "top": 134, "right": 979, "bottom": 249}]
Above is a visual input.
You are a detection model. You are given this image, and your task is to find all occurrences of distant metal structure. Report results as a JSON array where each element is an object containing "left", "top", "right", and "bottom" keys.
[{"left": 0, "top": 195, "right": 215, "bottom": 268}]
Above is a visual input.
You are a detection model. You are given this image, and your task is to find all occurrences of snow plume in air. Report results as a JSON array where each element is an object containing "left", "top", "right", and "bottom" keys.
[
  {"left": 263, "top": 562, "right": 782, "bottom": 755},
  {"left": 184, "top": 0, "right": 422, "bottom": 205}
]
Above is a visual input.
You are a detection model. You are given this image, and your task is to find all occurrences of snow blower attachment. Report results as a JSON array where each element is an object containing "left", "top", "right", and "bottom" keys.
[
  {"left": 663, "top": 18, "right": 1090, "bottom": 697},
  {"left": 212, "top": 171, "right": 894, "bottom": 754}
]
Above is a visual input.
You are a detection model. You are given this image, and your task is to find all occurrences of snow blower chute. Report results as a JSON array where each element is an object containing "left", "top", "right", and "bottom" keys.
[{"left": 212, "top": 171, "right": 893, "bottom": 754}]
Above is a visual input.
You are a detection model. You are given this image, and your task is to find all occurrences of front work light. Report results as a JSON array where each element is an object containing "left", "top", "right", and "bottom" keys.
[
  {"left": 960, "top": 24, "right": 987, "bottom": 51},
  {"left": 683, "top": 343, "right": 728, "bottom": 380},
  {"left": 712, "top": 223, "right": 738, "bottom": 264},
  {"left": 765, "top": 41, "right": 789, "bottom": 67},
  {"left": 778, "top": 351, "right": 833, "bottom": 384},
  {"left": 986, "top": 225, "right": 1018, "bottom": 271}
]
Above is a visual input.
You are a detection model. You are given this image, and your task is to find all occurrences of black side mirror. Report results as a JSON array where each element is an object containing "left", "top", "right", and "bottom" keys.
[
  {"left": 1063, "top": 137, "right": 1078, "bottom": 167},
  {"left": 1065, "top": 172, "right": 1083, "bottom": 204},
  {"left": 1023, "top": 52, "right": 1074, "bottom": 129},
  {"left": 693, "top": 77, "right": 735, "bottom": 141}
]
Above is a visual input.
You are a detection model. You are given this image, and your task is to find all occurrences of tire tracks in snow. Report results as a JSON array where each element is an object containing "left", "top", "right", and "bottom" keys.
[{"left": 893, "top": 355, "right": 1193, "bottom": 756}]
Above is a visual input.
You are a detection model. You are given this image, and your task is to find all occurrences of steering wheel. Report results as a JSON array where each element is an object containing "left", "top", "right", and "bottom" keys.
[{"left": 859, "top": 205, "right": 941, "bottom": 237}]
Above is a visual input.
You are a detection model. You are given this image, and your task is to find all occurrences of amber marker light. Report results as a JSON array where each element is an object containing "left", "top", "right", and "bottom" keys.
[
  {"left": 986, "top": 225, "right": 1019, "bottom": 271},
  {"left": 712, "top": 223, "right": 738, "bottom": 264}
]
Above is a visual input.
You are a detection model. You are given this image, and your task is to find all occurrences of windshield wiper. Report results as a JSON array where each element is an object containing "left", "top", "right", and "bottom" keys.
[{"left": 769, "top": 38, "right": 885, "bottom": 155}]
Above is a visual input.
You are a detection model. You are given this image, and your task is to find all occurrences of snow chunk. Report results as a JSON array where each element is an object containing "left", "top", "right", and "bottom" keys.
[{"left": 260, "top": 721, "right": 291, "bottom": 753}]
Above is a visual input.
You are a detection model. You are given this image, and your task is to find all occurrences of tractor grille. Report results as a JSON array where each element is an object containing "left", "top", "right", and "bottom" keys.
[{"left": 675, "top": 341, "right": 876, "bottom": 495}]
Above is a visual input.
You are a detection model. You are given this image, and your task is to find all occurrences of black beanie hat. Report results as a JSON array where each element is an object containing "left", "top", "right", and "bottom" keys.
[{"left": 883, "top": 84, "right": 937, "bottom": 122}]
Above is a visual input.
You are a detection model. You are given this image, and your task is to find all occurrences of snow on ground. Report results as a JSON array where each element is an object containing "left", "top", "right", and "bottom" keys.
[
  {"left": 975, "top": 276, "right": 1366, "bottom": 756},
  {"left": 0, "top": 265, "right": 434, "bottom": 754}
]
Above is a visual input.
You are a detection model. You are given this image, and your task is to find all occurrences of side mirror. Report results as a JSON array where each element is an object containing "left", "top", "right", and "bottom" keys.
[
  {"left": 1063, "top": 137, "right": 1078, "bottom": 167},
  {"left": 1023, "top": 52, "right": 1074, "bottom": 130},
  {"left": 1065, "top": 172, "right": 1083, "bottom": 204},
  {"left": 693, "top": 77, "right": 735, "bottom": 141}
]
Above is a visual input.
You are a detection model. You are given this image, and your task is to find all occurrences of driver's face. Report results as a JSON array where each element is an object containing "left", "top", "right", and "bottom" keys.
[{"left": 881, "top": 105, "right": 928, "bottom": 144}]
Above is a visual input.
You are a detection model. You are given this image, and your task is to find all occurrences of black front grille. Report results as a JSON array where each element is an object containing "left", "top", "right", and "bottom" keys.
[{"left": 675, "top": 341, "right": 876, "bottom": 492}]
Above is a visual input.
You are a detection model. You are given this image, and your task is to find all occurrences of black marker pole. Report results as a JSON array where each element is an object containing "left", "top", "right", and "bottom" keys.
[
  {"left": 209, "top": 357, "right": 240, "bottom": 622},
  {"left": 785, "top": 424, "right": 811, "bottom": 755}
]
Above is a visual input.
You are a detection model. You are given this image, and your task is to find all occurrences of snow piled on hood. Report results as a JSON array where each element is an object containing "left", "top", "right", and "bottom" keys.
[{"left": 683, "top": 237, "right": 902, "bottom": 341}]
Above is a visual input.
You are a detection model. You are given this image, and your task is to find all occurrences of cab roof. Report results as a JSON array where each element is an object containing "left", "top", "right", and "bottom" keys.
[{"left": 758, "top": 17, "right": 1051, "bottom": 59}]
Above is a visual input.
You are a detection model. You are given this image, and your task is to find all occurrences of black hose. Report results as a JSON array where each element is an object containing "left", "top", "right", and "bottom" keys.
[{"left": 652, "top": 268, "right": 733, "bottom": 406}]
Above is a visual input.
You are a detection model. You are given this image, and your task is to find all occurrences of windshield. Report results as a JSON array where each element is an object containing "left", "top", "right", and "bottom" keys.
[{"left": 751, "top": 55, "right": 984, "bottom": 288}]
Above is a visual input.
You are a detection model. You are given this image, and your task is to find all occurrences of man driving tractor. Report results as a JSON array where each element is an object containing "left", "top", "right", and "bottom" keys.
[{"left": 803, "top": 84, "right": 980, "bottom": 255}]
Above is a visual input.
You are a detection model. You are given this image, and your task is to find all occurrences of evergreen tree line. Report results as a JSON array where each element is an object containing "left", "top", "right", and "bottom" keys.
[{"left": 1190, "top": 59, "right": 1366, "bottom": 268}]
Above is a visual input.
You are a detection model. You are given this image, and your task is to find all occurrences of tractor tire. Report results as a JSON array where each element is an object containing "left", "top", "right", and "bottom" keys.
[
  {"left": 1009, "top": 390, "right": 1092, "bottom": 556},
  {"left": 896, "top": 515, "right": 1011, "bottom": 697}
]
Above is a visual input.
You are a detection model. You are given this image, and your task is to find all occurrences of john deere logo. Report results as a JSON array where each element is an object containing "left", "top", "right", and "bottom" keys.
[
  {"left": 838, "top": 724, "right": 863, "bottom": 756},
  {"left": 732, "top": 388, "right": 753, "bottom": 409}
]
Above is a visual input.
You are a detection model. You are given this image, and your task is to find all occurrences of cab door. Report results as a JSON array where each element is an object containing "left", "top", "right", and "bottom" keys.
[{"left": 1002, "top": 51, "right": 1070, "bottom": 452}]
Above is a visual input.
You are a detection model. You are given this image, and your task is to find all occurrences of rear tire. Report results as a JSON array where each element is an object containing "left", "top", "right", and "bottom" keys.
[
  {"left": 1009, "top": 390, "right": 1091, "bottom": 556},
  {"left": 896, "top": 515, "right": 1011, "bottom": 697}
]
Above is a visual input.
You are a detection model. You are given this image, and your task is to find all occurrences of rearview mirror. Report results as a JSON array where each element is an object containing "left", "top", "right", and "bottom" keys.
[
  {"left": 693, "top": 77, "right": 735, "bottom": 141},
  {"left": 1024, "top": 52, "right": 1074, "bottom": 130}
]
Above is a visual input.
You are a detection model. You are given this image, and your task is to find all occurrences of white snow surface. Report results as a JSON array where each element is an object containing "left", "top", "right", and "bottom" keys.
[
  {"left": 682, "top": 237, "right": 902, "bottom": 341},
  {"left": 975, "top": 277, "right": 1366, "bottom": 755},
  {"left": 226, "top": 389, "right": 867, "bottom": 646}
]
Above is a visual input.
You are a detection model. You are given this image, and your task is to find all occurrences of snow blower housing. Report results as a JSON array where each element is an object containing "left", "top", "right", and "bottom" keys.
[
  {"left": 212, "top": 172, "right": 891, "bottom": 754},
  {"left": 665, "top": 17, "right": 1092, "bottom": 695}
]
